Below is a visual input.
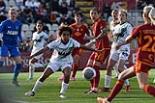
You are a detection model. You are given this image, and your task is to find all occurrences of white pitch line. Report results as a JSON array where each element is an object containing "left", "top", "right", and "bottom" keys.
[{"left": 13, "top": 99, "right": 94, "bottom": 103}]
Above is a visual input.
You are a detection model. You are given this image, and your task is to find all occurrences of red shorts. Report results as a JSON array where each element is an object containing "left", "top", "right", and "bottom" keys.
[
  {"left": 87, "top": 49, "right": 110, "bottom": 68},
  {"left": 72, "top": 48, "right": 84, "bottom": 56},
  {"left": 134, "top": 60, "right": 152, "bottom": 73}
]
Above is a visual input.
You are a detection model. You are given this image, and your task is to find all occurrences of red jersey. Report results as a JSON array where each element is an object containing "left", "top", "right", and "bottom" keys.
[
  {"left": 131, "top": 24, "right": 155, "bottom": 66},
  {"left": 70, "top": 23, "right": 89, "bottom": 44},
  {"left": 92, "top": 18, "right": 110, "bottom": 49}
]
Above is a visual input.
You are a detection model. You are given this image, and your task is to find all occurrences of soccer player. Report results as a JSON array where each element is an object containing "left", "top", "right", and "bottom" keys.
[
  {"left": 28, "top": 20, "right": 48, "bottom": 80},
  {"left": 85, "top": 7, "right": 111, "bottom": 94},
  {"left": 103, "top": 9, "right": 133, "bottom": 92},
  {"left": 0, "top": 8, "right": 23, "bottom": 87},
  {"left": 25, "top": 26, "right": 101, "bottom": 98},
  {"left": 109, "top": 9, "right": 120, "bottom": 78},
  {"left": 70, "top": 12, "right": 90, "bottom": 80},
  {"left": 97, "top": 6, "right": 155, "bottom": 103}
]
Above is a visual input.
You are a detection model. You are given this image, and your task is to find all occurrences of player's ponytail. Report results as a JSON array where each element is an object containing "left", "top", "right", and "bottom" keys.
[{"left": 149, "top": 8, "right": 155, "bottom": 25}]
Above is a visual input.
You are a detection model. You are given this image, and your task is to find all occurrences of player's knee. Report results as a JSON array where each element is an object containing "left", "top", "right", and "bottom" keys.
[
  {"left": 139, "top": 83, "right": 145, "bottom": 90},
  {"left": 118, "top": 73, "right": 125, "bottom": 81}
]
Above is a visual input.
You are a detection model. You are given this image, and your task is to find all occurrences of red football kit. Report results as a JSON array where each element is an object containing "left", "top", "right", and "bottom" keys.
[
  {"left": 87, "top": 18, "right": 110, "bottom": 91},
  {"left": 131, "top": 24, "right": 155, "bottom": 73}
]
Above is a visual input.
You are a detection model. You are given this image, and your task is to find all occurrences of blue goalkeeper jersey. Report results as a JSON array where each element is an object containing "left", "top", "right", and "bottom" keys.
[{"left": 0, "top": 19, "right": 22, "bottom": 47}]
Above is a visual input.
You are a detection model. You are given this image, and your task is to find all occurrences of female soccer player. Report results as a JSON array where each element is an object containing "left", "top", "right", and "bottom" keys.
[
  {"left": 69, "top": 12, "right": 90, "bottom": 81},
  {"left": 97, "top": 5, "right": 155, "bottom": 103},
  {"left": 25, "top": 26, "right": 100, "bottom": 98},
  {"left": 103, "top": 9, "right": 133, "bottom": 92},
  {"left": 85, "top": 7, "right": 111, "bottom": 94},
  {"left": 28, "top": 20, "right": 48, "bottom": 80},
  {"left": 0, "top": 8, "right": 23, "bottom": 87}
]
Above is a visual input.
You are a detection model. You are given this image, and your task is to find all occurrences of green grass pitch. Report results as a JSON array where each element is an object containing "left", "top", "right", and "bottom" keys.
[{"left": 0, "top": 70, "right": 155, "bottom": 103}]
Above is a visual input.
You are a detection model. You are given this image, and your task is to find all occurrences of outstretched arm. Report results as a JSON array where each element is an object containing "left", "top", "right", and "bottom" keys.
[
  {"left": 94, "top": 28, "right": 110, "bottom": 40},
  {"left": 85, "top": 27, "right": 110, "bottom": 46},
  {"left": 30, "top": 46, "right": 50, "bottom": 59},
  {"left": 80, "top": 44, "right": 98, "bottom": 52}
]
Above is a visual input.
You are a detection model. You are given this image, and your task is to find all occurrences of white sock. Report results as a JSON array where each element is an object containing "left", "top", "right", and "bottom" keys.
[
  {"left": 32, "top": 80, "right": 43, "bottom": 93},
  {"left": 29, "top": 64, "right": 35, "bottom": 79},
  {"left": 153, "top": 79, "right": 155, "bottom": 83},
  {"left": 104, "top": 75, "right": 111, "bottom": 88},
  {"left": 60, "top": 81, "right": 69, "bottom": 94},
  {"left": 124, "top": 79, "right": 130, "bottom": 86}
]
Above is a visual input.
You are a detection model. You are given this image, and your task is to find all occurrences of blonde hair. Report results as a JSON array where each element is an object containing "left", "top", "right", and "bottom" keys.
[
  {"left": 143, "top": 5, "right": 154, "bottom": 16},
  {"left": 149, "top": 7, "right": 155, "bottom": 24},
  {"left": 119, "top": 9, "right": 128, "bottom": 17}
]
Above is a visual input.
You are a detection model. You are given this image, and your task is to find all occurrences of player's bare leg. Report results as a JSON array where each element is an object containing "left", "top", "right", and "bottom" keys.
[
  {"left": 60, "top": 67, "right": 71, "bottom": 98},
  {"left": 136, "top": 72, "right": 155, "bottom": 96},
  {"left": 117, "top": 59, "right": 131, "bottom": 92},
  {"left": 97, "top": 66, "right": 135, "bottom": 103},
  {"left": 70, "top": 54, "right": 80, "bottom": 81},
  {"left": 25, "top": 67, "right": 53, "bottom": 96},
  {"left": 104, "top": 58, "right": 117, "bottom": 92}
]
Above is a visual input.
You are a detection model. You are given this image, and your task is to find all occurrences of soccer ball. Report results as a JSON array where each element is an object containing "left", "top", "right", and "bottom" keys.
[{"left": 82, "top": 67, "right": 96, "bottom": 81}]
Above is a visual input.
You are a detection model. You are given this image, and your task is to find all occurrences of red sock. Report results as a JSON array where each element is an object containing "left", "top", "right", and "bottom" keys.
[
  {"left": 107, "top": 80, "right": 124, "bottom": 101},
  {"left": 90, "top": 78, "right": 94, "bottom": 90},
  {"left": 144, "top": 84, "right": 155, "bottom": 97},
  {"left": 93, "top": 66, "right": 100, "bottom": 90},
  {"left": 71, "top": 64, "right": 78, "bottom": 78}
]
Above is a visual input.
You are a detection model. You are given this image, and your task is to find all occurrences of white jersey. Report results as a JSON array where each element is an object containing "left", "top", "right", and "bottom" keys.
[
  {"left": 31, "top": 31, "right": 48, "bottom": 55},
  {"left": 112, "top": 22, "right": 133, "bottom": 51},
  {"left": 47, "top": 38, "right": 80, "bottom": 62}
]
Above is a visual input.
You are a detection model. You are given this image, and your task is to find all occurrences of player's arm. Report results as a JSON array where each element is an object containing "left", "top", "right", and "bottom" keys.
[
  {"left": 84, "top": 26, "right": 91, "bottom": 40},
  {"left": 115, "top": 33, "right": 134, "bottom": 50},
  {"left": 30, "top": 46, "right": 50, "bottom": 59},
  {"left": 94, "top": 27, "right": 110, "bottom": 41},
  {"left": 85, "top": 27, "right": 110, "bottom": 46},
  {"left": 79, "top": 44, "right": 100, "bottom": 52},
  {"left": 0, "top": 21, "right": 5, "bottom": 46}
]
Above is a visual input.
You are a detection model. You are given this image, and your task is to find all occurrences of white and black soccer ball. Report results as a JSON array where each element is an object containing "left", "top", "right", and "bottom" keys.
[{"left": 82, "top": 67, "right": 96, "bottom": 81}]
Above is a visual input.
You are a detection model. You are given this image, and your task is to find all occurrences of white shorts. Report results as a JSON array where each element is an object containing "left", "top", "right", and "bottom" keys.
[
  {"left": 110, "top": 47, "right": 130, "bottom": 61},
  {"left": 47, "top": 59, "right": 73, "bottom": 72},
  {"left": 31, "top": 49, "right": 43, "bottom": 60},
  {"left": 33, "top": 54, "right": 43, "bottom": 60}
]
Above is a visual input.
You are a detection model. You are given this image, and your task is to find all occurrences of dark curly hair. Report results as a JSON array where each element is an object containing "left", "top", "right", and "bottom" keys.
[{"left": 58, "top": 26, "right": 72, "bottom": 36}]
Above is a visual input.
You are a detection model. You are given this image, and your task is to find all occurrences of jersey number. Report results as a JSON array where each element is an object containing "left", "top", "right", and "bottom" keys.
[{"left": 141, "top": 35, "right": 155, "bottom": 52}]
